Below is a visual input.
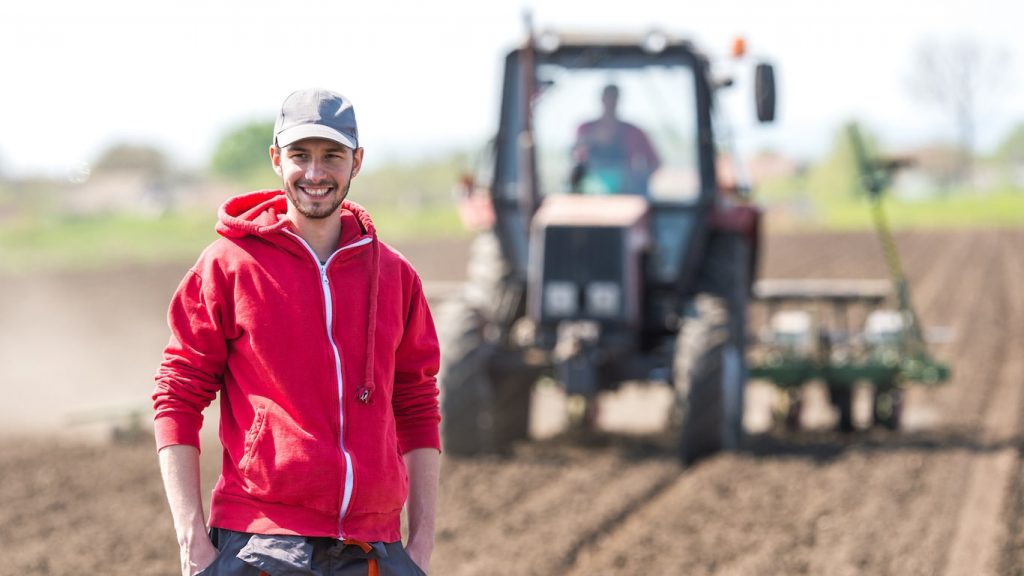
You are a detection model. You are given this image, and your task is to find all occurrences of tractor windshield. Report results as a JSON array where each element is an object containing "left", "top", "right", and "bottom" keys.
[{"left": 533, "top": 59, "right": 700, "bottom": 203}]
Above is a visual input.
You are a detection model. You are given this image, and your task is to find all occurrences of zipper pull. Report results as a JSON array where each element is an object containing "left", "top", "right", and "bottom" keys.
[{"left": 358, "top": 387, "right": 372, "bottom": 403}]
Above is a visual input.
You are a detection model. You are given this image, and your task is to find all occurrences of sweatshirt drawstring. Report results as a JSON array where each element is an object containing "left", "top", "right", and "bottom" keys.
[
  {"left": 357, "top": 235, "right": 380, "bottom": 404},
  {"left": 332, "top": 199, "right": 379, "bottom": 406}
]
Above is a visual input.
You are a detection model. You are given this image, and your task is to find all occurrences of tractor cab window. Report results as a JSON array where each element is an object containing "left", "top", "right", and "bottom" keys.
[{"left": 533, "top": 62, "right": 700, "bottom": 203}]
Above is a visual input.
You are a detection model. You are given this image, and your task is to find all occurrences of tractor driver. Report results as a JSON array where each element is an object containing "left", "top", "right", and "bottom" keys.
[{"left": 571, "top": 83, "right": 661, "bottom": 195}]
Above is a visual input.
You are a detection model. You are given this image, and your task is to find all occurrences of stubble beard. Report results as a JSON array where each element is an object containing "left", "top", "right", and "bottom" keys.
[{"left": 287, "top": 179, "right": 351, "bottom": 220}]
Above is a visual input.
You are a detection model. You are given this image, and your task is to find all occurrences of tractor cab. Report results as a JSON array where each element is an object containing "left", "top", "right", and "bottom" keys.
[{"left": 489, "top": 31, "right": 745, "bottom": 292}]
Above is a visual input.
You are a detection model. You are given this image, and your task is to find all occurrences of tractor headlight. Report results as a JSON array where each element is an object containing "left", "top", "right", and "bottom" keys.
[
  {"left": 586, "top": 281, "right": 621, "bottom": 318},
  {"left": 544, "top": 281, "right": 578, "bottom": 317}
]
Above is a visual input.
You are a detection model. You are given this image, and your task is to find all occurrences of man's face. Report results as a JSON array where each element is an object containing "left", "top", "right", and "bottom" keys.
[
  {"left": 601, "top": 86, "right": 619, "bottom": 115},
  {"left": 270, "top": 137, "right": 364, "bottom": 220}
]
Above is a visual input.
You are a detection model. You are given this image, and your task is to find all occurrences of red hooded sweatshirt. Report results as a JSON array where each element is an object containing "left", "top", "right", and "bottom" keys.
[{"left": 152, "top": 190, "right": 441, "bottom": 542}]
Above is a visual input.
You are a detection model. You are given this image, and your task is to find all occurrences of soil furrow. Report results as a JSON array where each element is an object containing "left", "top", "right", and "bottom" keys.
[
  {"left": 433, "top": 441, "right": 681, "bottom": 576},
  {"left": 940, "top": 231, "right": 1020, "bottom": 575},
  {"left": 995, "top": 230, "right": 1024, "bottom": 574}
]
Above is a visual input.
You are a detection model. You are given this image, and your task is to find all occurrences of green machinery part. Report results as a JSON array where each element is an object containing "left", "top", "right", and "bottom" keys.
[{"left": 847, "top": 124, "right": 950, "bottom": 386}]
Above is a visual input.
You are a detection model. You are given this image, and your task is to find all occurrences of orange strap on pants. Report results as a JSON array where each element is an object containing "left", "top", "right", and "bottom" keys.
[{"left": 342, "top": 539, "right": 381, "bottom": 576}]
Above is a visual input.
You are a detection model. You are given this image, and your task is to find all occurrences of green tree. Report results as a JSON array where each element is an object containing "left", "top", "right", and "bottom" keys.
[{"left": 209, "top": 120, "right": 278, "bottom": 188}]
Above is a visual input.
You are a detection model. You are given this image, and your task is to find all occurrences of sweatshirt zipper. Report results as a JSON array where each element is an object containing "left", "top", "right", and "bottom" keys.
[{"left": 284, "top": 230, "right": 372, "bottom": 537}]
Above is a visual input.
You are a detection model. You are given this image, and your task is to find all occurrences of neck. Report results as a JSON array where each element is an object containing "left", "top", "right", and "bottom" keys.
[{"left": 287, "top": 209, "right": 342, "bottom": 263}]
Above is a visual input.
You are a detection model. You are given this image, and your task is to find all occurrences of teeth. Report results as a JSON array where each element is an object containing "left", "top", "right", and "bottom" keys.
[{"left": 302, "top": 187, "right": 331, "bottom": 197}]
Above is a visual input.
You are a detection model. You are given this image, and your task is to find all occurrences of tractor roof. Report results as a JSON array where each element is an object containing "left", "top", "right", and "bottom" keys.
[{"left": 522, "top": 28, "right": 707, "bottom": 61}]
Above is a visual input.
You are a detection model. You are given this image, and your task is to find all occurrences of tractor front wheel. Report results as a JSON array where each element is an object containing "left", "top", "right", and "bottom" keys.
[{"left": 438, "top": 298, "right": 535, "bottom": 455}]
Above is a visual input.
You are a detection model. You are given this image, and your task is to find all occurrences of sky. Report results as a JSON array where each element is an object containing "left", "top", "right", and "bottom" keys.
[{"left": 1, "top": 0, "right": 1021, "bottom": 178}]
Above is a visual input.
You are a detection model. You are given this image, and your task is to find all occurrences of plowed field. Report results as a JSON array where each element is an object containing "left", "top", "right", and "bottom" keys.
[{"left": 2, "top": 228, "right": 1022, "bottom": 575}]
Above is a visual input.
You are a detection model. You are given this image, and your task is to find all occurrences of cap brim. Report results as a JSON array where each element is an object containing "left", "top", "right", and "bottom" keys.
[{"left": 276, "top": 124, "right": 358, "bottom": 149}]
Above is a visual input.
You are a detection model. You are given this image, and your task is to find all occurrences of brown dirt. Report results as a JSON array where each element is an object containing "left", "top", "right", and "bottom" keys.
[{"left": 2, "top": 229, "right": 1023, "bottom": 575}]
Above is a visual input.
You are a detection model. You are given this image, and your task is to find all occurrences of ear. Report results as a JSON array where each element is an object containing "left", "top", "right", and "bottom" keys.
[
  {"left": 269, "top": 145, "right": 283, "bottom": 176},
  {"left": 350, "top": 147, "right": 364, "bottom": 178}
]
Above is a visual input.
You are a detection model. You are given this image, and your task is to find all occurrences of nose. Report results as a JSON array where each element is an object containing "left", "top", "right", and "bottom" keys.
[{"left": 305, "top": 160, "right": 326, "bottom": 182}]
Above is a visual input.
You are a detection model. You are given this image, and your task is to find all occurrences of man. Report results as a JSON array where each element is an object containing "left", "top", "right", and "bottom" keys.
[
  {"left": 571, "top": 83, "right": 660, "bottom": 195},
  {"left": 153, "top": 88, "right": 440, "bottom": 576}
]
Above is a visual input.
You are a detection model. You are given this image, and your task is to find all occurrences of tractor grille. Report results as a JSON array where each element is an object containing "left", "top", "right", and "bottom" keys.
[{"left": 536, "top": 225, "right": 628, "bottom": 323}]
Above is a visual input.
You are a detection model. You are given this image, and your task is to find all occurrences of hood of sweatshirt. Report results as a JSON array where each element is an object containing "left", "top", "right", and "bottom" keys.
[
  {"left": 213, "top": 190, "right": 382, "bottom": 404},
  {"left": 215, "top": 189, "right": 377, "bottom": 240}
]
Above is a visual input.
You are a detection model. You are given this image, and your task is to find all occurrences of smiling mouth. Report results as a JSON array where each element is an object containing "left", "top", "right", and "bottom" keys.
[{"left": 299, "top": 185, "right": 335, "bottom": 198}]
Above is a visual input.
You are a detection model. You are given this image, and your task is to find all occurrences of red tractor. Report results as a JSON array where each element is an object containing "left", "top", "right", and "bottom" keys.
[{"left": 439, "top": 27, "right": 776, "bottom": 463}]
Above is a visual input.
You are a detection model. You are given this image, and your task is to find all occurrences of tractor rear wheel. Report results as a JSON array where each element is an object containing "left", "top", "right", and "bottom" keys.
[
  {"left": 674, "top": 295, "right": 745, "bottom": 465},
  {"left": 437, "top": 298, "right": 535, "bottom": 455}
]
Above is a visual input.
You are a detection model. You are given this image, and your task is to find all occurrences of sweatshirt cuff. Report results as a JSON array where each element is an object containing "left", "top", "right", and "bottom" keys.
[
  {"left": 153, "top": 411, "right": 204, "bottom": 451},
  {"left": 397, "top": 420, "right": 442, "bottom": 455}
]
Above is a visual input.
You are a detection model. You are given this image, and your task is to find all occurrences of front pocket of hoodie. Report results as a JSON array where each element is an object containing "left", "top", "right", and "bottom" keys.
[
  {"left": 236, "top": 407, "right": 341, "bottom": 515},
  {"left": 238, "top": 405, "right": 267, "bottom": 476},
  {"left": 347, "top": 444, "right": 408, "bottom": 521}
]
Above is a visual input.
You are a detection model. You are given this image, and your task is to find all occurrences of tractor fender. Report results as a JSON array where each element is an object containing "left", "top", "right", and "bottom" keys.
[{"left": 709, "top": 202, "right": 762, "bottom": 294}]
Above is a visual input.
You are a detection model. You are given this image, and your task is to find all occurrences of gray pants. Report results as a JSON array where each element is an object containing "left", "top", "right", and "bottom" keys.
[{"left": 196, "top": 527, "right": 426, "bottom": 576}]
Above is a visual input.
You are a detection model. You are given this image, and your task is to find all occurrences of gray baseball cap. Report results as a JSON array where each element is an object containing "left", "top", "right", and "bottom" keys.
[{"left": 274, "top": 88, "right": 359, "bottom": 149}]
